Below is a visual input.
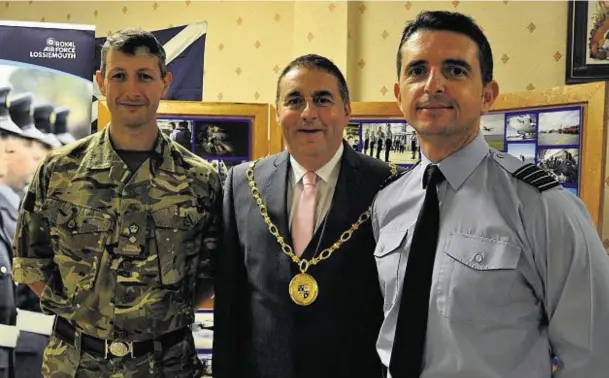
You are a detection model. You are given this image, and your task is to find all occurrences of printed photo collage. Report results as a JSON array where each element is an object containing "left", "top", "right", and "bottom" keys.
[
  {"left": 157, "top": 117, "right": 252, "bottom": 182},
  {"left": 346, "top": 121, "right": 422, "bottom": 167},
  {"left": 480, "top": 106, "right": 582, "bottom": 196},
  {"left": 348, "top": 105, "right": 583, "bottom": 197}
]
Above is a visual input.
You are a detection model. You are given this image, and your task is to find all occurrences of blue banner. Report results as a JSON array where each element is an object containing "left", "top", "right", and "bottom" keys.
[{"left": 0, "top": 20, "right": 96, "bottom": 140}]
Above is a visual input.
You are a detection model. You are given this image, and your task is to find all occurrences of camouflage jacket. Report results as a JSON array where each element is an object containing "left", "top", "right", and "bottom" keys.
[{"left": 12, "top": 126, "right": 222, "bottom": 341}]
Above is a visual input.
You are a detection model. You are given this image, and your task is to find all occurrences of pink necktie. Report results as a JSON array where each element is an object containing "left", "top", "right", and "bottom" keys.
[{"left": 292, "top": 171, "right": 317, "bottom": 257}]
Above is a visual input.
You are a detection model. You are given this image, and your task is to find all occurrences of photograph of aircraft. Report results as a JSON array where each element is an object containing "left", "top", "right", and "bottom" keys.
[
  {"left": 538, "top": 108, "right": 581, "bottom": 146},
  {"left": 506, "top": 113, "right": 537, "bottom": 140},
  {"left": 480, "top": 112, "right": 505, "bottom": 150}
]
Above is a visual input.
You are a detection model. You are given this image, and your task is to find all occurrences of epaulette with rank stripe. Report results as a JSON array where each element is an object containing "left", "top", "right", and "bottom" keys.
[
  {"left": 380, "top": 161, "right": 418, "bottom": 190},
  {"left": 512, "top": 163, "right": 561, "bottom": 192}
]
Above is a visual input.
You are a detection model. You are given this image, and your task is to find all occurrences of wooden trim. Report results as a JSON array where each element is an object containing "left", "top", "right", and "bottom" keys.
[
  {"left": 269, "top": 104, "right": 284, "bottom": 155},
  {"left": 349, "top": 82, "right": 608, "bottom": 231},
  {"left": 350, "top": 101, "right": 402, "bottom": 119}
]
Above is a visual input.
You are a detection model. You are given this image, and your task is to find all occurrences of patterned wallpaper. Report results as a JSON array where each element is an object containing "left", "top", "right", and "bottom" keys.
[
  {"left": 0, "top": 1, "right": 569, "bottom": 103},
  {"left": 348, "top": 1, "right": 567, "bottom": 101},
  {"left": 4, "top": 1, "right": 609, "bottom": 247}
]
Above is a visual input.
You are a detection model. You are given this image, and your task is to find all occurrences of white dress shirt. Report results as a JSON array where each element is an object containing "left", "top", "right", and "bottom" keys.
[{"left": 288, "top": 143, "right": 343, "bottom": 232}]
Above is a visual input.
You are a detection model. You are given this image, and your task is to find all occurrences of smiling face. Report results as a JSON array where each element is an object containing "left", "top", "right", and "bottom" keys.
[
  {"left": 395, "top": 30, "right": 498, "bottom": 142},
  {"left": 3, "top": 135, "right": 40, "bottom": 190},
  {"left": 96, "top": 49, "right": 172, "bottom": 131},
  {"left": 276, "top": 67, "right": 351, "bottom": 168}
]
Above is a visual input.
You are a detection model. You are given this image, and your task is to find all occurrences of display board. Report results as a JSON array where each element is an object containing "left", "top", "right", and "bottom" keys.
[
  {"left": 98, "top": 100, "right": 271, "bottom": 184},
  {"left": 348, "top": 82, "right": 607, "bottom": 232}
]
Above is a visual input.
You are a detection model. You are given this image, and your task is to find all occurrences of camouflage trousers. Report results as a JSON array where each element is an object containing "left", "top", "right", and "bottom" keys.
[{"left": 41, "top": 334, "right": 203, "bottom": 378}]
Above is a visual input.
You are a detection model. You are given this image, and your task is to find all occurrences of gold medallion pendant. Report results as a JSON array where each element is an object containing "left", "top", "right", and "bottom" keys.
[
  {"left": 246, "top": 159, "right": 398, "bottom": 307},
  {"left": 289, "top": 273, "right": 319, "bottom": 306}
]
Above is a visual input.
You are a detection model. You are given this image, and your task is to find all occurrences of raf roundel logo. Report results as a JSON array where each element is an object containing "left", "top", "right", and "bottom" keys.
[{"left": 46, "top": 37, "right": 55, "bottom": 46}]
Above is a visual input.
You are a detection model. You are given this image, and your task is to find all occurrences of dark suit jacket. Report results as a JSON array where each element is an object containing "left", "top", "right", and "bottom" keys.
[{"left": 214, "top": 143, "right": 396, "bottom": 378}]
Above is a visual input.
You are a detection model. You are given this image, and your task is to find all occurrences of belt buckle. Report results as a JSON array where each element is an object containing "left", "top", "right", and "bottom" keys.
[{"left": 104, "top": 339, "right": 134, "bottom": 359}]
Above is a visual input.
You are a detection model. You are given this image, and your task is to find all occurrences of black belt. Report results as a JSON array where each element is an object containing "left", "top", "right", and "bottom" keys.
[{"left": 53, "top": 316, "right": 190, "bottom": 359}]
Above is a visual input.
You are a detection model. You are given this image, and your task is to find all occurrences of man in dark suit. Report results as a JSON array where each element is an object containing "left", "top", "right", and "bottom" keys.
[{"left": 213, "top": 54, "right": 399, "bottom": 378}]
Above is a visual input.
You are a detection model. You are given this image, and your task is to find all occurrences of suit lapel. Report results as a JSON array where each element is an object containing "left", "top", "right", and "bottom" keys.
[
  {"left": 263, "top": 151, "right": 292, "bottom": 247},
  {"left": 301, "top": 144, "right": 362, "bottom": 259}
]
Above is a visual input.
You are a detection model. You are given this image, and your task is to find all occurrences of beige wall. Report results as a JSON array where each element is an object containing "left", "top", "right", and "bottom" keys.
[
  {"left": 5, "top": 1, "right": 609, "bottom": 248},
  {"left": 0, "top": 1, "right": 568, "bottom": 102}
]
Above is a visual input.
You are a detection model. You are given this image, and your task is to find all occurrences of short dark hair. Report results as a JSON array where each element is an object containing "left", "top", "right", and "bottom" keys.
[
  {"left": 100, "top": 28, "right": 168, "bottom": 78},
  {"left": 275, "top": 54, "right": 350, "bottom": 105},
  {"left": 396, "top": 11, "right": 493, "bottom": 85}
]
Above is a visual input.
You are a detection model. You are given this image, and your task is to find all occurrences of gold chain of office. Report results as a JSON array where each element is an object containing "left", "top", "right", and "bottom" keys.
[{"left": 246, "top": 159, "right": 399, "bottom": 306}]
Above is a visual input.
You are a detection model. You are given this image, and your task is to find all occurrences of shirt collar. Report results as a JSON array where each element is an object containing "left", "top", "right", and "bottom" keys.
[
  {"left": 290, "top": 143, "right": 344, "bottom": 188},
  {"left": 420, "top": 131, "right": 490, "bottom": 191},
  {"left": 85, "top": 125, "right": 178, "bottom": 173}
]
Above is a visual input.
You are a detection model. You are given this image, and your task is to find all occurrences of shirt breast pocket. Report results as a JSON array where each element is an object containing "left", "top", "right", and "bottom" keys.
[
  {"left": 43, "top": 199, "right": 112, "bottom": 295},
  {"left": 374, "top": 229, "right": 409, "bottom": 311},
  {"left": 438, "top": 232, "right": 522, "bottom": 325},
  {"left": 152, "top": 202, "right": 204, "bottom": 287}
]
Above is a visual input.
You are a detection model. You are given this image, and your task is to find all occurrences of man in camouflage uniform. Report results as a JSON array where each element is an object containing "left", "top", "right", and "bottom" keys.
[{"left": 12, "top": 28, "right": 222, "bottom": 378}]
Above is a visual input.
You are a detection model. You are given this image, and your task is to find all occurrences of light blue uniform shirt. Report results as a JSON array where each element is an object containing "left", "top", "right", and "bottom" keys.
[{"left": 372, "top": 132, "right": 609, "bottom": 378}]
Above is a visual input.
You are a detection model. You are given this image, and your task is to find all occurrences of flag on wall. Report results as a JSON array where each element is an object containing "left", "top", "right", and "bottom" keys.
[{"left": 91, "top": 21, "right": 207, "bottom": 131}]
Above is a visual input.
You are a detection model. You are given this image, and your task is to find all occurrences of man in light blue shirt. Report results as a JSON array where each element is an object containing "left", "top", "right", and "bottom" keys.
[{"left": 372, "top": 10, "right": 609, "bottom": 378}]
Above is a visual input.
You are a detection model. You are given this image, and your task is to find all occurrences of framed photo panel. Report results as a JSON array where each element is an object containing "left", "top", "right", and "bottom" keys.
[
  {"left": 350, "top": 81, "right": 608, "bottom": 232},
  {"left": 349, "top": 102, "right": 419, "bottom": 170},
  {"left": 489, "top": 105, "right": 582, "bottom": 196},
  {"left": 98, "top": 100, "right": 271, "bottom": 191}
]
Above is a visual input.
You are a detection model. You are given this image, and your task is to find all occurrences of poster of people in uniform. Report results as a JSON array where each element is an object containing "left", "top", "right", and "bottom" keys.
[
  {"left": 0, "top": 20, "right": 96, "bottom": 378},
  {"left": 344, "top": 122, "right": 360, "bottom": 152},
  {"left": 0, "top": 20, "right": 95, "bottom": 142},
  {"left": 350, "top": 104, "right": 583, "bottom": 197},
  {"left": 351, "top": 120, "right": 420, "bottom": 167},
  {"left": 158, "top": 118, "right": 193, "bottom": 150}
]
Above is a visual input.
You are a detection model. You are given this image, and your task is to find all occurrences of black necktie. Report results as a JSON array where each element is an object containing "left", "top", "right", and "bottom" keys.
[{"left": 389, "top": 164, "right": 445, "bottom": 378}]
